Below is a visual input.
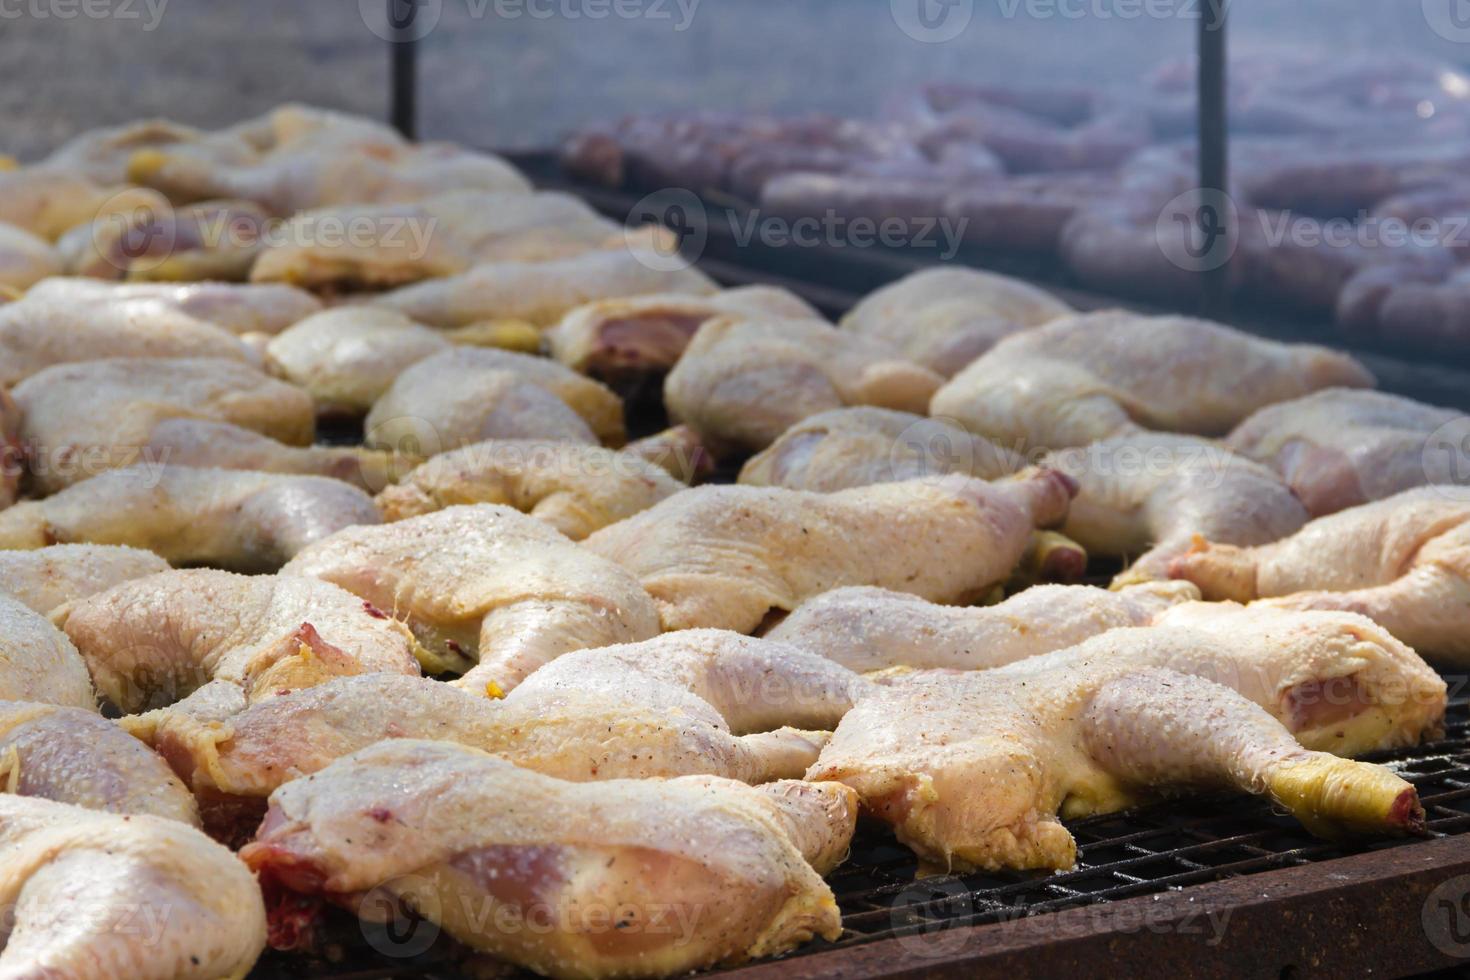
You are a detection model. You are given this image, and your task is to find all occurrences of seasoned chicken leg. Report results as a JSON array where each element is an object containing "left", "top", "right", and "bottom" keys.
[
  {"left": 1225, "top": 388, "right": 1468, "bottom": 516},
  {"left": 812, "top": 610, "right": 1443, "bottom": 872},
  {"left": 129, "top": 138, "right": 530, "bottom": 215},
  {"left": 664, "top": 315, "right": 944, "bottom": 452},
  {"left": 0, "top": 594, "right": 95, "bottom": 710},
  {"left": 1168, "top": 488, "right": 1470, "bottom": 663},
  {"left": 1, "top": 388, "right": 20, "bottom": 511},
  {"left": 739, "top": 407, "right": 1024, "bottom": 491},
  {"left": 841, "top": 267, "right": 1074, "bottom": 376},
  {"left": 584, "top": 470, "right": 1076, "bottom": 633},
  {"left": 373, "top": 237, "right": 718, "bottom": 329},
  {"left": 366, "top": 348, "right": 626, "bottom": 454},
  {"left": 0, "top": 796, "right": 265, "bottom": 980},
  {"left": 0, "top": 288, "right": 255, "bottom": 387},
  {"left": 376, "top": 439, "right": 684, "bottom": 538},
  {"left": 768, "top": 581, "right": 1198, "bottom": 672},
  {"left": 1041, "top": 433, "right": 1309, "bottom": 586},
  {"left": 24, "top": 277, "right": 321, "bottom": 336},
  {"left": 251, "top": 191, "right": 623, "bottom": 290},
  {"left": 930, "top": 311, "right": 1375, "bottom": 453},
  {"left": 139, "top": 418, "right": 414, "bottom": 494},
  {"left": 137, "top": 632, "right": 860, "bottom": 839},
  {"left": 548, "top": 286, "right": 821, "bottom": 380},
  {"left": 0, "top": 465, "right": 381, "bottom": 571},
  {"left": 263, "top": 307, "right": 450, "bottom": 415},
  {"left": 0, "top": 222, "right": 60, "bottom": 291},
  {"left": 14, "top": 358, "right": 315, "bottom": 493},
  {"left": 61, "top": 569, "right": 421, "bottom": 713},
  {"left": 0, "top": 544, "right": 170, "bottom": 617},
  {"left": 0, "top": 702, "right": 199, "bottom": 825},
  {"left": 242, "top": 740, "right": 846, "bottom": 978},
  {"left": 283, "top": 504, "right": 660, "bottom": 677}
]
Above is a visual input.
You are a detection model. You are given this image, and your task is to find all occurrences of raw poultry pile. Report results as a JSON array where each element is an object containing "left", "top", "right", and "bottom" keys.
[
  {"left": 563, "top": 48, "right": 1470, "bottom": 350},
  {"left": 0, "top": 104, "right": 1466, "bottom": 980}
]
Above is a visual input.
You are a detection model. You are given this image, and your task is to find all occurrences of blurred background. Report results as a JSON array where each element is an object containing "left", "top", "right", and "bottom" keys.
[{"left": 3, "top": 0, "right": 1467, "bottom": 158}]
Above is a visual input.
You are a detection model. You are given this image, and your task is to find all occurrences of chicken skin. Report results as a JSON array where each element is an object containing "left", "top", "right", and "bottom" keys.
[
  {"left": 548, "top": 286, "right": 821, "bottom": 380},
  {"left": 0, "top": 594, "right": 95, "bottom": 710},
  {"left": 13, "top": 357, "right": 315, "bottom": 493},
  {"left": 365, "top": 348, "right": 626, "bottom": 454},
  {"left": 0, "top": 465, "right": 381, "bottom": 571},
  {"left": 584, "top": 471, "right": 1076, "bottom": 633},
  {"left": 930, "top": 311, "right": 1375, "bottom": 453},
  {"left": 283, "top": 504, "right": 660, "bottom": 679},
  {"left": 242, "top": 740, "right": 848, "bottom": 979},
  {"left": 263, "top": 307, "right": 450, "bottom": 415},
  {"left": 625, "top": 424, "right": 716, "bottom": 484},
  {"left": 1226, "top": 388, "right": 1468, "bottom": 517},
  {"left": 61, "top": 569, "right": 421, "bottom": 713},
  {"left": 250, "top": 191, "right": 623, "bottom": 290},
  {"left": 373, "top": 241, "right": 717, "bottom": 329},
  {"left": 1041, "top": 433, "right": 1310, "bottom": 585},
  {"left": 739, "top": 407, "right": 1024, "bottom": 492},
  {"left": 58, "top": 193, "right": 270, "bottom": 283},
  {"left": 1169, "top": 487, "right": 1470, "bottom": 664},
  {"left": 0, "top": 222, "right": 61, "bottom": 291},
  {"left": 0, "top": 702, "right": 199, "bottom": 825},
  {"left": 841, "top": 267, "right": 1074, "bottom": 376},
  {"left": 0, "top": 168, "right": 127, "bottom": 241},
  {"left": 0, "top": 796, "right": 266, "bottom": 980},
  {"left": 664, "top": 315, "right": 945, "bottom": 453},
  {"left": 768, "top": 581, "right": 1198, "bottom": 672},
  {"left": 812, "top": 609, "right": 1444, "bottom": 872},
  {"left": 376, "top": 439, "right": 684, "bottom": 538},
  {"left": 0, "top": 543, "right": 170, "bottom": 617},
  {"left": 136, "top": 632, "right": 861, "bottom": 839}
]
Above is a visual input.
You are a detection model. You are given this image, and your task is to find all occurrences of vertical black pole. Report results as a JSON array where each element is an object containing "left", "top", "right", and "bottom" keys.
[
  {"left": 1198, "top": 2, "right": 1229, "bottom": 315},
  {"left": 389, "top": 0, "right": 419, "bottom": 140}
]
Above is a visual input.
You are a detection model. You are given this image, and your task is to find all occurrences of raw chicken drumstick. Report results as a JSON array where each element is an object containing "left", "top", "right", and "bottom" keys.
[
  {"left": 250, "top": 191, "right": 624, "bottom": 289},
  {"left": 840, "top": 266, "right": 1074, "bottom": 376},
  {"left": 0, "top": 465, "right": 381, "bottom": 571},
  {"left": 0, "top": 544, "right": 170, "bottom": 616},
  {"left": 664, "top": 315, "right": 944, "bottom": 453},
  {"left": 0, "top": 593, "right": 95, "bottom": 710},
  {"left": 13, "top": 357, "right": 315, "bottom": 493},
  {"left": 365, "top": 347, "right": 626, "bottom": 454},
  {"left": 61, "top": 569, "right": 421, "bottom": 714},
  {"left": 1225, "top": 388, "right": 1469, "bottom": 517},
  {"left": 768, "top": 581, "right": 1198, "bottom": 672},
  {"left": 454, "top": 630, "right": 864, "bottom": 780},
  {"left": 930, "top": 310, "right": 1375, "bottom": 453},
  {"left": 24, "top": 277, "right": 321, "bottom": 336},
  {"left": 242, "top": 739, "right": 850, "bottom": 979},
  {"left": 134, "top": 632, "right": 862, "bottom": 839},
  {"left": 0, "top": 388, "right": 20, "bottom": 511},
  {"left": 548, "top": 285, "right": 821, "bottom": 380},
  {"left": 0, "top": 701, "right": 199, "bottom": 825},
  {"left": 373, "top": 240, "right": 717, "bottom": 329},
  {"left": 263, "top": 307, "right": 451, "bottom": 415},
  {"left": 584, "top": 470, "right": 1076, "bottom": 633},
  {"left": 0, "top": 796, "right": 266, "bottom": 980},
  {"left": 1168, "top": 487, "right": 1470, "bottom": 663},
  {"left": 283, "top": 504, "right": 660, "bottom": 679},
  {"left": 812, "top": 608, "right": 1444, "bottom": 872},
  {"left": 0, "top": 222, "right": 59, "bottom": 291},
  {"left": 375, "top": 439, "right": 684, "bottom": 538},
  {"left": 1041, "top": 432, "right": 1310, "bottom": 586},
  {"left": 739, "top": 407, "right": 1024, "bottom": 492}
]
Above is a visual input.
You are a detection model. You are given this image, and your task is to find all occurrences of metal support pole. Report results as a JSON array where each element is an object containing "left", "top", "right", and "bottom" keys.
[
  {"left": 388, "top": 0, "right": 419, "bottom": 139},
  {"left": 1197, "top": 4, "right": 1229, "bottom": 315}
]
